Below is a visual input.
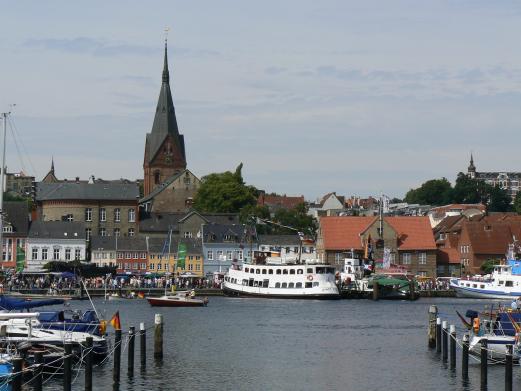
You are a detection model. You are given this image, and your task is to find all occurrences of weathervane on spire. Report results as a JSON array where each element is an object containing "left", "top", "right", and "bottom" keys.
[{"left": 164, "top": 27, "right": 170, "bottom": 44}]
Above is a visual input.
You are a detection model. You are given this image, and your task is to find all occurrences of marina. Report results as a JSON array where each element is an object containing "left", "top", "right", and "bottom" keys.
[{"left": 0, "top": 296, "right": 519, "bottom": 390}]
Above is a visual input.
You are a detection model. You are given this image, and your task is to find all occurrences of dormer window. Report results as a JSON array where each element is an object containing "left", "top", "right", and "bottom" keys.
[{"left": 223, "top": 234, "right": 234, "bottom": 242}]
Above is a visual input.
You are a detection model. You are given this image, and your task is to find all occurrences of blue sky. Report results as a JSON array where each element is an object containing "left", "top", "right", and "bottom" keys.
[{"left": 1, "top": 1, "right": 520, "bottom": 200}]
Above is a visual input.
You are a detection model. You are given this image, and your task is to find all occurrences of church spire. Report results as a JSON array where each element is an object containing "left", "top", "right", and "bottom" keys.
[
  {"left": 162, "top": 39, "right": 169, "bottom": 84},
  {"left": 51, "top": 157, "right": 55, "bottom": 174},
  {"left": 468, "top": 152, "right": 476, "bottom": 178}
]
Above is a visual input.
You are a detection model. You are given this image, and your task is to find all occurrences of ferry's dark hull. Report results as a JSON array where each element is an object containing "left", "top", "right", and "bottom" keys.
[{"left": 223, "top": 287, "right": 340, "bottom": 300}]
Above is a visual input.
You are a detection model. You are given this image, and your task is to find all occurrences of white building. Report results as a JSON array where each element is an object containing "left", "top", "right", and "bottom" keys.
[
  {"left": 258, "top": 234, "right": 316, "bottom": 262},
  {"left": 26, "top": 221, "right": 86, "bottom": 272}
]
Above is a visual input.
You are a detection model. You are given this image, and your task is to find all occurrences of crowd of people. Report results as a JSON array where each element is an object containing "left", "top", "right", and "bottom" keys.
[{"left": 0, "top": 273, "right": 221, "bottom": 294}]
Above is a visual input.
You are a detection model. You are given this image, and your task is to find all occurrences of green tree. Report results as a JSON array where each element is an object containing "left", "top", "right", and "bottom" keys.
[
  {"left": 271, "top": 203, "right": 317, "bottom": 237},
  {"left": 514, "top": 192, "right": 521, "bottom": 214},
  {"left": 488, "top": 186, "right": 512, "bottom": 212},
  {"left": 404, "top": 178, "right": 453, "bottom": 205},
  {"left": 193, "top": 163, "right": 257, "bottom": 213},
  {"left": 452, "top": 172, "right": 489, "bottom": 204},
  {"left": 480, "top": 259, "right": 502, "bottom": 274}
]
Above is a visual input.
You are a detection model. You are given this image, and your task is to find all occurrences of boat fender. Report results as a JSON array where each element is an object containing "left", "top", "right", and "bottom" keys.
[
  {"left": 307, "top": 275, "right": 313, "bottom": 281},
  {"left": 473, "top": 317, "right": 480, "bottom": 333}
]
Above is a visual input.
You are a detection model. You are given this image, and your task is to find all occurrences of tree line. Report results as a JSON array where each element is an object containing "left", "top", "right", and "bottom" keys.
[{"left": 403, "top": 172, "right": 519, "bottom": 213}]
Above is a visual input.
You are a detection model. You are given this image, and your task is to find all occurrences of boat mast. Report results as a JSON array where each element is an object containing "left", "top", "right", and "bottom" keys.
[
  {"left": 167, "top": 226, "right": 172, "bottom": 295},
  {"left": 0, "top": 112, "right": 9, "bottom": 266}
]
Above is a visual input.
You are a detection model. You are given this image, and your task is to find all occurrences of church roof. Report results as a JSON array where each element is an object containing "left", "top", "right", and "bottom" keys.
[
  {"left": 36, "top": 182, "right": 140, "bottom": 201},
  {"left": 145, "top": 41, "right": 185, "bottom": 164}
]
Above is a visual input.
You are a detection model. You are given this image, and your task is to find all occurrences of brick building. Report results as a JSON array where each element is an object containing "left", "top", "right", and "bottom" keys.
[
  {"left": 36, "top": 180, "right": 140, "bottom": 240},
  {"left": 317, "top": 216, "right": 437, "bottom": 277}
]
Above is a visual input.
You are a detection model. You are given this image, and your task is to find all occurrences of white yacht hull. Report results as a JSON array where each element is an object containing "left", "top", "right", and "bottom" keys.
[{"left": 450, "top": 278, "right": 521, "bottom": 300}]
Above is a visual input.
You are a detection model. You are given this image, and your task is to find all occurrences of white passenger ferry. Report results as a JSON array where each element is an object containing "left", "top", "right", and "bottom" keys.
[{"left": 223, "top": 251, "right": 340, "bottom": 299}]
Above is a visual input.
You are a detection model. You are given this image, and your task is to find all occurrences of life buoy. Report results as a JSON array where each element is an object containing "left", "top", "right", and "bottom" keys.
[
  {"left": 307, "top": 275, "right": 313, "bottom": 281},
  {"left": 473, "top": 317, "right": 480, "bottom": 333}
]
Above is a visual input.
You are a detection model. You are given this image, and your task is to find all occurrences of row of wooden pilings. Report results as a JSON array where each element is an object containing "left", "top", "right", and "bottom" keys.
[
  {"left": 10, "top": 313, "right": 164, "bottom": 391},
  {"left": 428, "top": 305, "right": 513, "bottom": 391}
]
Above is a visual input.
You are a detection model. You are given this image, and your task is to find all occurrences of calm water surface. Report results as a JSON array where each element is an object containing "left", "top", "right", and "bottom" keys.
[{"left": 40, "top": 297, "right": 521, "bottom": 391}]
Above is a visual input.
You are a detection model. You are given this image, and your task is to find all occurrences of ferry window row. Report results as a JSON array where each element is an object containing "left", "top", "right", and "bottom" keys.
[{"left": 225, "top": 277, "right": 319, "bottom": 289}]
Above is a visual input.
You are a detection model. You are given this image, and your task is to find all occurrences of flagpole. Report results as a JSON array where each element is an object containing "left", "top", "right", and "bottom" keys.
[{"left": 166, "top": 227, "right": 172, "bottom": 295}]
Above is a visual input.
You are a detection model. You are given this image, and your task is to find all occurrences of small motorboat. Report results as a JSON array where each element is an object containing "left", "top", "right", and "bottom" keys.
[{"left": 147, "top": 291, "right": 208, "bottom": 307}]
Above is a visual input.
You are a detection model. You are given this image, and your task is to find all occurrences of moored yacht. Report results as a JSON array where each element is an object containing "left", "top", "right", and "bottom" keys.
[{"left": 223, "top": 251, "right": 339, "bottom": 299}]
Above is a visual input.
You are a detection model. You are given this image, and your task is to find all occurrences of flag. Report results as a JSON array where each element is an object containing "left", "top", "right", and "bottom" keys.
[
  {"left": 16, "top": 247, "right": 25, "bottom": 273},
  {"left": 177, "top": 242, "right": 187, "bottom": 269},
  {"left": 109, "top": 311, "right": 121, "bottom": 330},
  {"left": 99, "top": 320, "right": 107, "bottom": 335}
]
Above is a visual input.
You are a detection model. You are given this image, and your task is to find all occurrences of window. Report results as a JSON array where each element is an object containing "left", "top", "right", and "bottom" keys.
[
  {"left": 65, "top": 249, "right": 71, "bottom": 261},
  {"left": 276, "top": 269, "right": 281, "bottom": 275},
  {"left": 85, "top": 208, "right": 92, "bottom": 222},
  {"left": 290, "top": 269, "right": 295, "bottom": 275},
  {"left": 141, "top": 252, "right": 146, "bottom": 259},
  {"left": 32, "top": 248, "right": 38, "bottom": 260},
  {"left": 133, "top": 253, "right": 139, "bottom": 259},
  {"left": 506, "top": 281, "right": 514, "bottom": 287},
  {"left": 189, "top": 255, "right": 194, "bottom": 261},
  {"left": 237, "top": 250, "right": 243, "bottom": 260},
  {"left": 65, "top": 214, "right": 73, "bottom": 222},
  {"left": 217, "top": 250, "right": 223, "bottom": 260},
  {"left": 128, "top": 208, "right": 135, "bottom": 223},
  {"left": 262, "top": 269, "right": 267, "bottom": 274},
  {"left": 289, "top": 282, "right": 294, "bottom": 288},
  {"left": 75, "top": 249, "right": 81, "bottom": 260},
  {"left": 126, "top": 253, "right": 131, "bottom": 259},
  {"left": 256, "top": 269, "right": 260, "bottom": 274},
  {"left": 100, "top": 228, "right": 106, "bottom": 237},
  {"left": 184, "top": 231, "right": 193, "bottom": 238},
  {"left": 53, "top": 248, "right": 60, "bottom": 260},
  {"left": 207, "top": 251, "right": 213, "bottom": 260},
  {"left": 128, "top": 228, "right": 135, "bottom": 237},
  {"left": 141, "top": 263, "right": 146, "bottom": 269},
  {"left": 402, "top": 253, "right": 411, "bottom": 265},
  {"left": 99, "top": 208, "right": 106, "bottom": 222},
  {"left": 165, "top": 264, "right": 169, "bottom": 271},
  {"left": 2, "top": 226, "right": 12, "bottom": 233},
  {"left": 154, "top": 171, "right": 160, "bottom": 185},
  {"left": 418, "top": 252, "right": 427, "bottom": 265},
  {"left": 283, "top": 269, "right": 288, "bottom": 275},
  {"left": 297, "top": 269, "right": 303, "bottom": 274},
  {"left": 268, "top": 270, "right": 273, "bottom": 274},
  {"left": 133, "top": 263, "right": 138, "bottom": 269},
  {"left": 85, "top": 228, "right": 92, "bottom": 241},
  {"left": 196, "top": 264, "right": 201, "bottom": 271},
  {"left": 307, "top": 268, "right": 313, "bottom": 273},
  {"left": 124, "top": 263, "right": 129, "bottom": 269},
  {"left": 157, "top": 263, "right": 162, "bottom": 270},
  {"left": 313, "top": 282, "right": 319, "bottom": 287},
  {"left": 41, "top": 248, "right": 48, "bottom": 260},
  {"left": 226, "top": 251, "right": 232, "bottom": 260},
  {"left": 149, "top": 263, "right": 155, "bottom": 270},
  {"left": 114, "top": 228, "right": 120, "bottom": 237},
  {"left": 188, "top": 264, "right": 194, "bottom": 271},
  {"left": 281, "top": 283, "right": 287, "bottom": 288},
  {"left": 114, "top": 208, "right": 121, "bottom": 222},
  {"left": 275, "top": 282, "right": 280, "bottom": 288},
  {"left": 296, "top": 282, "right": 302, "bottom": 288},
  {"left": 305, "top": 282, "right": 312, "bottom": 288}
]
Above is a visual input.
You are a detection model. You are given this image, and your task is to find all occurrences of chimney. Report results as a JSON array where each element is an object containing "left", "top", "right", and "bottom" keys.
[{"left": 75, "top": 177, "right": 80, "bottom": 183}]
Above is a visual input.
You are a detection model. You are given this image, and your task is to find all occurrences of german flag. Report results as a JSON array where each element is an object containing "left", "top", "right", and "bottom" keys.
[{"left": 109, "top": 311, "right": 121, "bottom": 330}]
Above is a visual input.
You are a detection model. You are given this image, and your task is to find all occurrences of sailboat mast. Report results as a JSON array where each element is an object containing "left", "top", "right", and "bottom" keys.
[
  {"left": 167, "top": 227, "right": 172, "bottom": 295},
  {"left": 0, "top": 112, "right": 8, "bottom": 265}
]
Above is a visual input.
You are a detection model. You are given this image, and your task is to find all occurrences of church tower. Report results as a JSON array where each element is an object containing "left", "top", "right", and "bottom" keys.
[
  {"left": 467, "top": 153, "right": 476, "bottom": 179},
  {"left": 143, "top": 40, "right": 187, "bottom": 196}
]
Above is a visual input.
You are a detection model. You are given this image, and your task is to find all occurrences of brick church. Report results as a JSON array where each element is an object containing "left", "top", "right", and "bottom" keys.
[{"left": 141, "top": 40, "right": 201, "bottom": 213}]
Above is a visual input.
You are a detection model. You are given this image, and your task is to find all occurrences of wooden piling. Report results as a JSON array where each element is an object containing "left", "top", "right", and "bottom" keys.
[
  {"left": 11, "top": 356, "right": 22, "bottom": 391},
  {"left": 372, "top": 281, "right": 379, "bottom": 301},
  {"left": 64, "top": 342, "right": 72, "bottom": 391},
  {"left": 85, "top": 336, "right": 93, "bottom": 391},
  {"left": 428, "top": 305, "right": 438, "bottom": 348},
  {"left": 480, "top": 338, "right": 487, "bottom": 387},
  {"left": 128, "top": 326, "right": 135, "bottom": 376},
  {"left": 462, "top": 334, "right": 469, "bottom": 380},
  {"left": 449, "top": 324, "right": 456, "bottom": 369},
  {"left": 505, "top": 344, "right": 513, "bottom": 391},
  {"left": 34, "top": 351, "right": 43, "bottom": 391},
  {"left": 140, "top": 322, "right": 146, "bottom": 367},
  {"left": 442, "top": 320, "right": 448, "bottom": 362},
  {"left": 154, "top": 313, "right": 164, "bottom": 360},
  {"left": 113, "top": 329, "right": 122, "bottom": 383},
  {"left": 436, "top": 318, "right": 442, "bottom": 354}
]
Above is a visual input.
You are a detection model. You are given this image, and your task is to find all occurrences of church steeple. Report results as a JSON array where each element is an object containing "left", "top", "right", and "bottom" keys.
[
  {"left": 162, "top": 40, "right": 169, "bottom": 84},
  {"left": 143, "top": 38, "right": 187, "bottom": 196},
  {"left": 467, "top": 152, "right": 476, "bottom": 179}
]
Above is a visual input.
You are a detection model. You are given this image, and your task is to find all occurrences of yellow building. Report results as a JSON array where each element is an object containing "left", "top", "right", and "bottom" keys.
[{"left": 148, "top": 238, "right": 204, "bottom": 277}]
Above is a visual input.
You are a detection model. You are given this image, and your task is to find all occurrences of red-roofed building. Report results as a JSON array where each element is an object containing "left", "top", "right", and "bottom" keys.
[
  {"left": 317, "top": 216, "right": 437, "bottom": 277},
  {"left": 257, "top": 193, "right": 305, "bottom": 214}
]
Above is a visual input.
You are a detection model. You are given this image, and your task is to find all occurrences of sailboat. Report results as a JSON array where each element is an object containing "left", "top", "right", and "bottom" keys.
[{"left": 146, "top": 228, "right": 208, "bottom": 307}]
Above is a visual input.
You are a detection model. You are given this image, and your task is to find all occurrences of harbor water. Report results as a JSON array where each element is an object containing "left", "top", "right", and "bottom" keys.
[{"left": 40, "top": 297, "right": 521, "bottom": 390}]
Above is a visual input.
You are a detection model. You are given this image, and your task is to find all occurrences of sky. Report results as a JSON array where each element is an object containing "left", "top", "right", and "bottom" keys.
[{"left": 1, "top": 1, "right": 520, "bottom": 201}]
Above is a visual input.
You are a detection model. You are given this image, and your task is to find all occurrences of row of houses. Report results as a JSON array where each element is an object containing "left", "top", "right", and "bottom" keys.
[{"left": 1, "top": 200, "right": 316, "bottom": 276}]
